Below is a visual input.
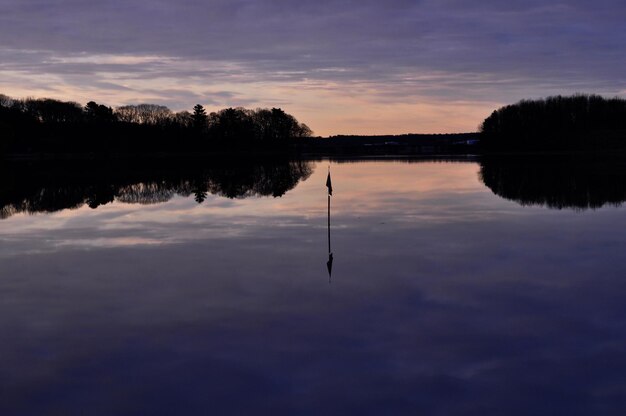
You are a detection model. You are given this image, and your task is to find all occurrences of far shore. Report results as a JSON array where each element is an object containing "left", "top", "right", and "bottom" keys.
[{"left": 5, "top": 131, "right": 626, "bottom": 162}]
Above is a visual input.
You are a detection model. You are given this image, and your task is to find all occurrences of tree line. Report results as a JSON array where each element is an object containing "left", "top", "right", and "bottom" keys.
[
  {"left": 0, "top": 94, "right": 312, "bottom": 155},
  {"left": 480, "top": 94, "right": 626, "bottom": 150}
]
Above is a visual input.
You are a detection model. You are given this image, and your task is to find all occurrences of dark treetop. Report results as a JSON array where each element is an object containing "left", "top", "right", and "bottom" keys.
[
  {"left": 480, "top": 94, "right": 626, "bottom": 151},
  {"left": 0, "top": 94, "right": 312, "bottom": 156}
]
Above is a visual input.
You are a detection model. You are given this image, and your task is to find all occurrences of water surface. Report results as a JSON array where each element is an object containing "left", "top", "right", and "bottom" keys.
[{"left": 1, "top": 158, "right": 626, "bottom": 415}]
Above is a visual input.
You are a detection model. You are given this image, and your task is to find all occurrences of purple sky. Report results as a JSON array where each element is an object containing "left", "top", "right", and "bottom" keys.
[{"left": 1, "top": 0, "right": 625, "bottom": 135}]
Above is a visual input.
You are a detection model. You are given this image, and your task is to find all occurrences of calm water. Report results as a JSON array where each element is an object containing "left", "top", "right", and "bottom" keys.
[{"left": 1, "top": 158, "right": 626, "bottom": 415}]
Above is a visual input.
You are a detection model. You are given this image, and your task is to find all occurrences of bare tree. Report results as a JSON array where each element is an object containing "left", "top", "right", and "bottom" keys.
[
  {"left": 0, "top": 94, "right": 13, "bottom": 108},
  {"left": 173, "top": 111, "right": 193, "bottom": 128},
  {"left": 115, "top": 104, "right": 172, "bottom": 125}
]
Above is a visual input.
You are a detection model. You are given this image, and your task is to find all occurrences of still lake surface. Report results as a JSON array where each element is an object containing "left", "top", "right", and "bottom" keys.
[{"left": 1, "top": 157, "right": 626, "bottom": 415}]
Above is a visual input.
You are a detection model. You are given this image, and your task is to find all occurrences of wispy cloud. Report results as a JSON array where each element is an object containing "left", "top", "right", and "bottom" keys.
[{"left": 0, "top": 0, "right": 624, "bottom": 134}]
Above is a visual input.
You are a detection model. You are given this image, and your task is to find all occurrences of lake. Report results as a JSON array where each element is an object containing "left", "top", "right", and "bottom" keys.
[{"left": 1, "top": 157, "right": 626, "bottom": 415}]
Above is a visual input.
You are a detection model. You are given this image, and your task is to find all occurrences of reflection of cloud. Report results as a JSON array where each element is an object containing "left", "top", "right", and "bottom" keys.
[
  {"left": 56, "top": 237, "right": 165, "bottom": 248},
  {"left": 1, "top": 160, "right": 626, "bottom": 413},
  {"left": 0, "top": 161, "right": 487, "bottom": 252}
]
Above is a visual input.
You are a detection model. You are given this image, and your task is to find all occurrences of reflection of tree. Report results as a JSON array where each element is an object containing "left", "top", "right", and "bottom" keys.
[
  {"left": 479, "top": 155, "right": 626, "bottom": 210},
  {"left": 116, "top": 183, "right": 177, "bottom": 205},
  {"left": 0, "top": 159, "right": 313, "bottom": 219},
  {"left": 205, "top": 160, "right": 313, "bottom": 199}
]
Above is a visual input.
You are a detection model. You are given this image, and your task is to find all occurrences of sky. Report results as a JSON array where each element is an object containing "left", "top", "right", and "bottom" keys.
[{"left": 1, "top": 0, "right": 625, "bottom": 136}]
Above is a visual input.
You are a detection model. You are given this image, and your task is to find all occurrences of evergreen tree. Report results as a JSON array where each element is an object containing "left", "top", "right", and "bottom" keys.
[{"left": 192, "top": 104, "right": 208, "bottom": 132}]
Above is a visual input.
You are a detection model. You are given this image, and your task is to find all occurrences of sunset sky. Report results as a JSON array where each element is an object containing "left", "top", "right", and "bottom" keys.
[{"left": 1, "top": 0, "right": 624, "bottom": 136}]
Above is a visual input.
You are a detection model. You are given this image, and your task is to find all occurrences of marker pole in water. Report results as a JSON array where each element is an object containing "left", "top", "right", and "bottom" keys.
[
  {"left": 328, "top": 196, "right": 331, "bottom": 253},
  {"left": 326, "top": 165, "right": 334, "bottom": 282}
]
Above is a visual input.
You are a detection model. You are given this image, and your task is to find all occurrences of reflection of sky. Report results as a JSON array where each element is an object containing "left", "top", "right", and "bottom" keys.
[{"left": 1, "top": 160, "right": 626, "bottom": 414}]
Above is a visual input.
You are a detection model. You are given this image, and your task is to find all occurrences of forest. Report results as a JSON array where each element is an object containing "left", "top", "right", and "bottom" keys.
[
  {"left": 480, "top": 94, "right": 626, "bottom": 150},
  {"left": 5, "top": 92, "right": 626, "bottom": 157},
  {"left": 0, "top": 94, "right": 312, "bottom": 155}
]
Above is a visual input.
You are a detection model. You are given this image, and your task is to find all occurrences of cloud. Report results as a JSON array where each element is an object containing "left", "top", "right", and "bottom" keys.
[{"left": 0, "top": 0, "right": 625, "bottom": 134}]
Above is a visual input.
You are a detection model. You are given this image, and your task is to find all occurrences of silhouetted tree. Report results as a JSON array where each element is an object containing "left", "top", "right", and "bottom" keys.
[
  {"left": 114, "top": 105, "right": 139, "bottom": 123},
  {"left": 210, "top": 107, "right": 256, "bottom": 142},
  {"left": 173, "top": 111, "right": 193, "bottom": 128},
  {"left": 0, "top": 92, "right": 313, "bottom": 155},
  {"left": 295, "top": 123, "right": 313, "bottom": 138},
  {"left": 192, "top": 104, "right": 208, "bottom": 132},
  {"left": 0, "top": 94, "right": 13, "bottom": 108},
  {"left": 481, "top": 94, "right": 626, "bottom": 150},
  {"left": 24, "top": 98, "right": 83, "bottom": 124},
  {"left": 115, "top": 104, "right": 172, "bottom": 125},
  {"left": 252, "top": 107, "right": 312, "bottom": 142},
  {"left": 84, "top": 101, "right": 116, "bottom": 123}
]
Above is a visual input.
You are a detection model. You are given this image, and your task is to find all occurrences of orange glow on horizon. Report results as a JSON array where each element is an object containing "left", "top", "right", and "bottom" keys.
[{"left": 0, "top": 63, "right": 499, "bottom": 136}]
